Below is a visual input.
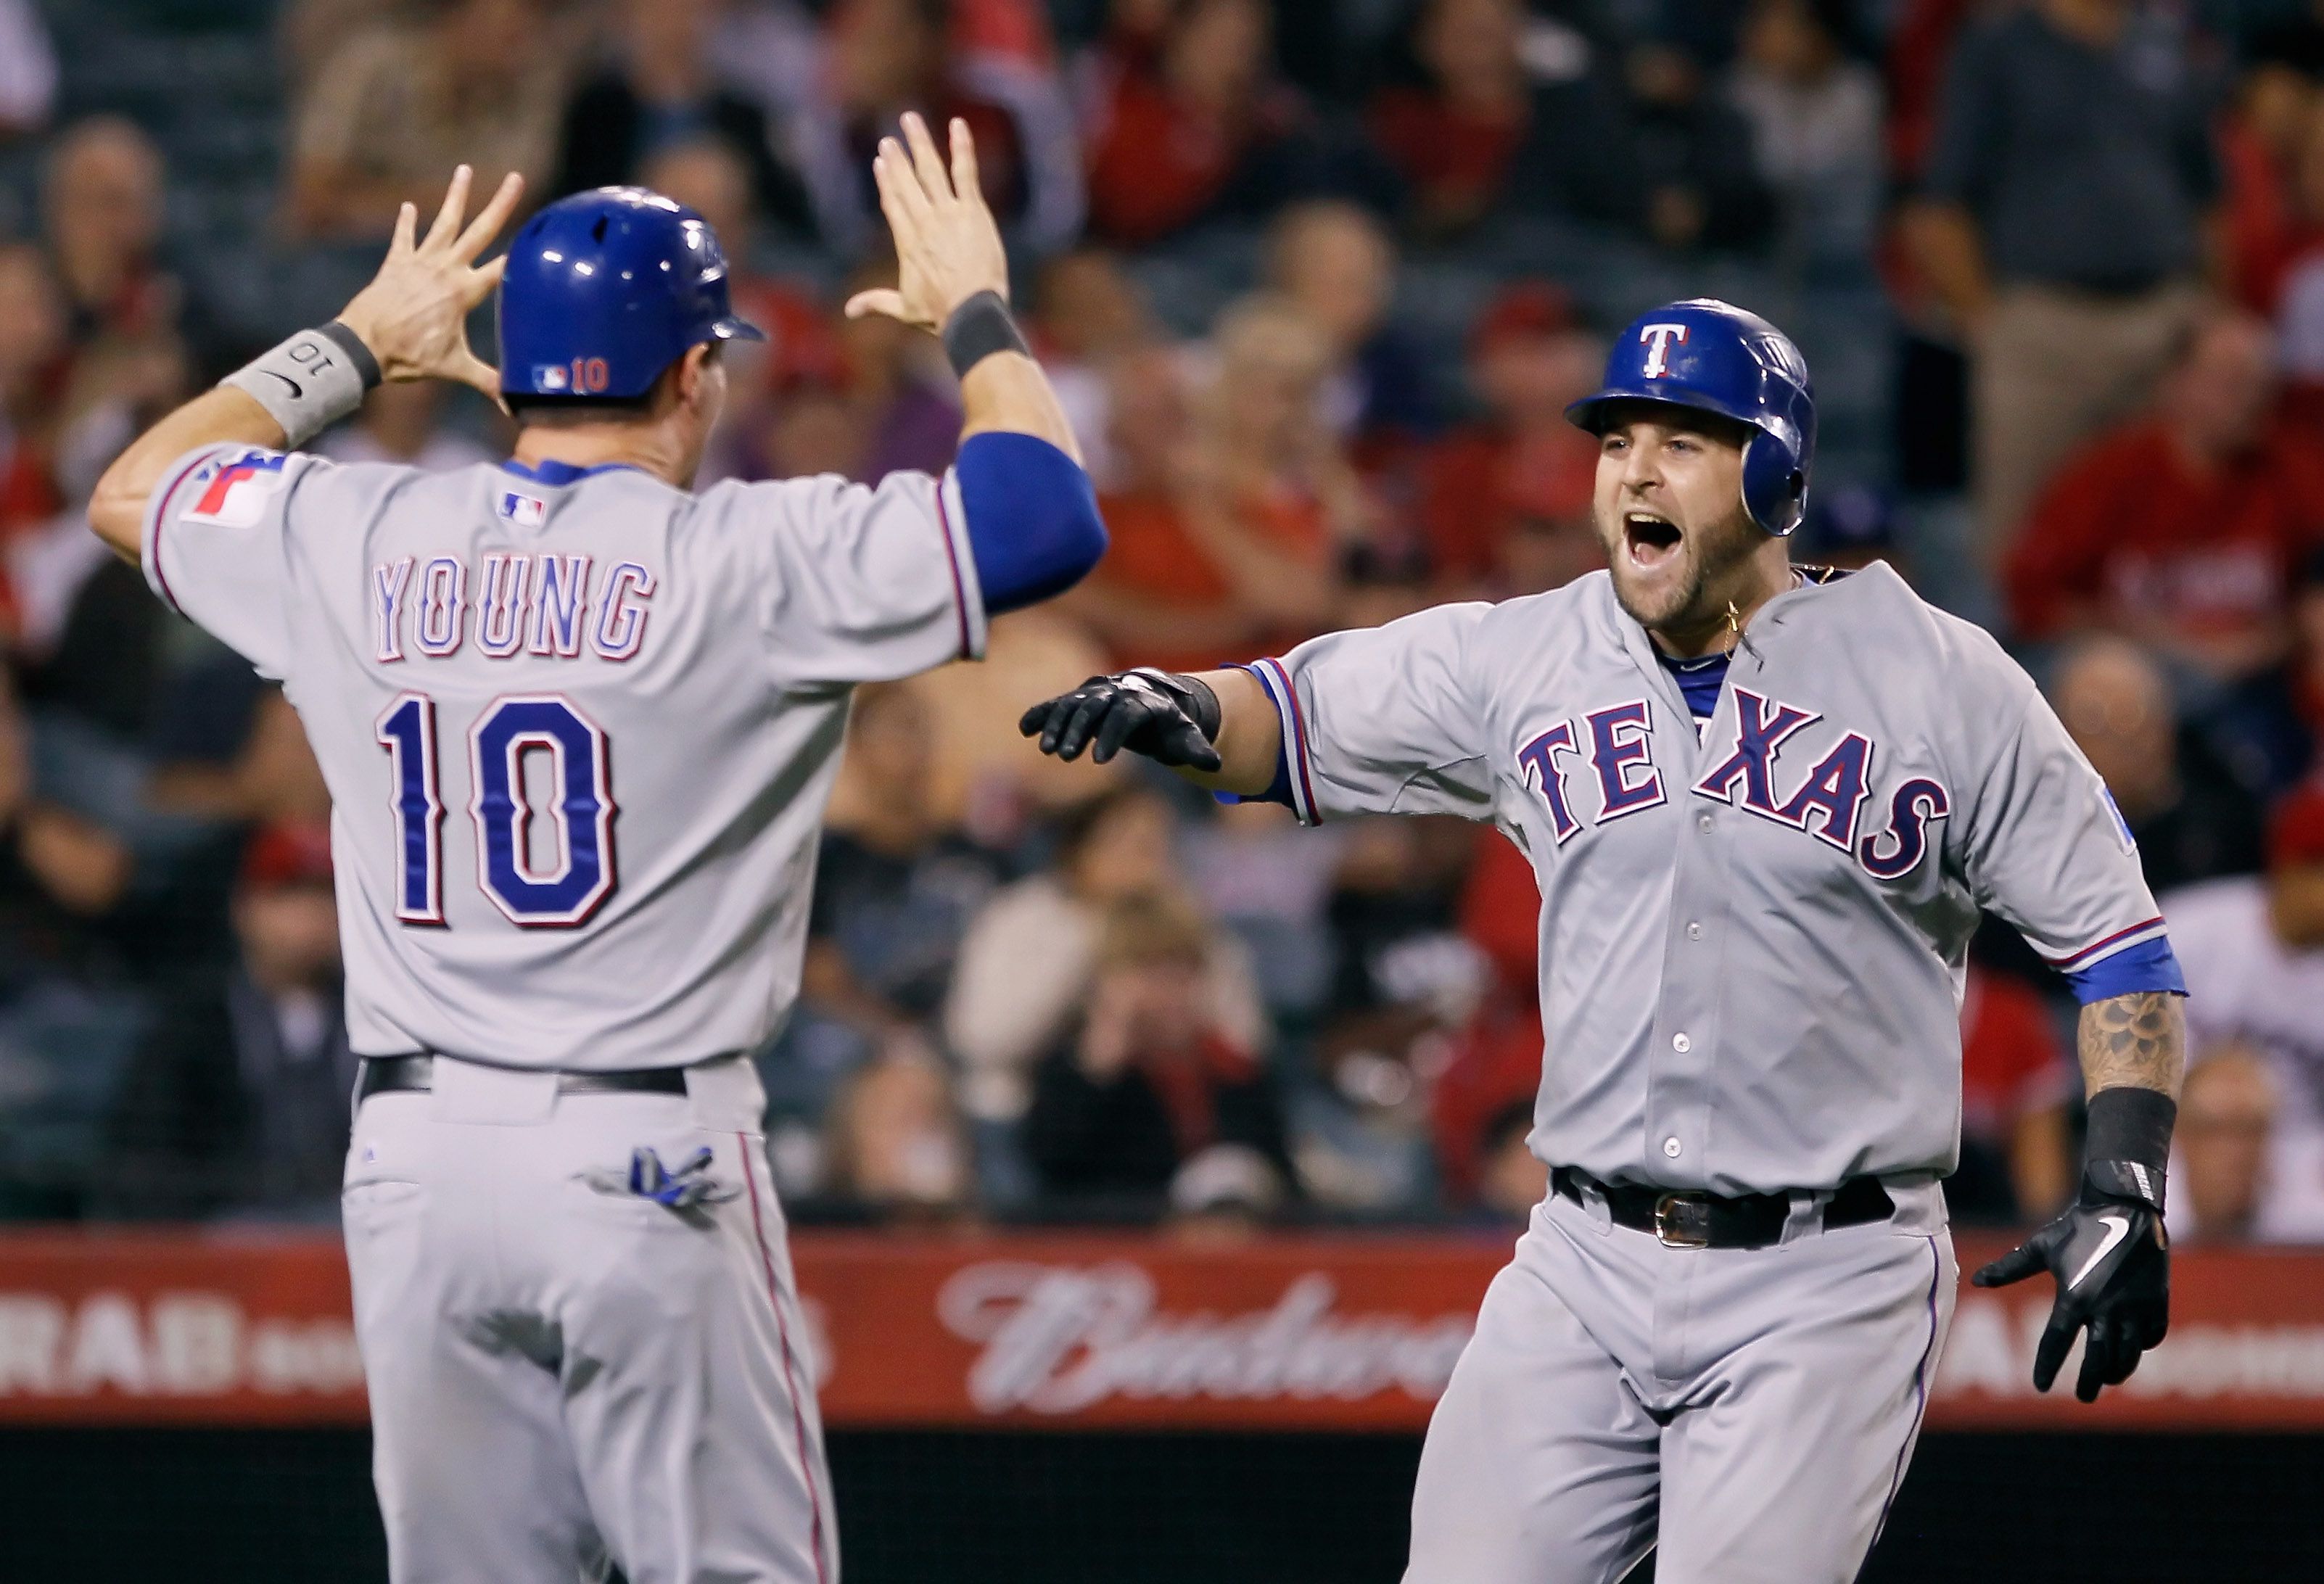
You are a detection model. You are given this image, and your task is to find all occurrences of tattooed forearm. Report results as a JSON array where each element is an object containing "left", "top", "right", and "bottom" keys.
[{"left": 2077, "top": 991, "right": 2186, "bottom": 1100}]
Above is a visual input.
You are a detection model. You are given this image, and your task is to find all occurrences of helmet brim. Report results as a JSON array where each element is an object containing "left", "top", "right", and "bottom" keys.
[
  {"left": 1565, "top": 387, "right": 1764, "bottom": 437},
  {"left": 708, "top": 315, "right": 767, "bottom": 345}
]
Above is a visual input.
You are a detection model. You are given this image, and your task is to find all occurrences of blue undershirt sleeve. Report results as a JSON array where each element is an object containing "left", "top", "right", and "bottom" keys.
[{"left": 952, "top": 432, "right": 1108, "bottom": 614}]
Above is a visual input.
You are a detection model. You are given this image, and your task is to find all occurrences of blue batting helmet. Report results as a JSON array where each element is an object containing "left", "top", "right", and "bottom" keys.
[
  {"left": 1565, "top": 299, "right": 1816, "bottom": 537},
  {"left": 497, "top": 187, "right": 765, "bottom": 400}
]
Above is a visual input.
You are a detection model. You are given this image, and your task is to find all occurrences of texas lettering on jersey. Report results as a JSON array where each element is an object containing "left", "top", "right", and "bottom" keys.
[
  {"left": 371, "top": 553, "right": 659, "bottom": 664},
  {"left": 1515, "top": 685, "right": 1950, "bottom": 880}
]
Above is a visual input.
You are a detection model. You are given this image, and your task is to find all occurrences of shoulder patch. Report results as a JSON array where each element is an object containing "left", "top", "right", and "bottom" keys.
[{"left": 183, "top": 448, "right": 290, "bottom": 528}]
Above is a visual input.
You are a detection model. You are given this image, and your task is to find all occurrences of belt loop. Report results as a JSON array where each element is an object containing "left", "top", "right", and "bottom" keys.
[{"left": 1779, "top": 1188, "right": 1823, "bottom": 1246}]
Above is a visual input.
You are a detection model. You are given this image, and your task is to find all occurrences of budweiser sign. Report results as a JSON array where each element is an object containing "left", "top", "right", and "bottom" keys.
[{"left": 936, "top": 1261, "right": 1475, "bottom": 1414}]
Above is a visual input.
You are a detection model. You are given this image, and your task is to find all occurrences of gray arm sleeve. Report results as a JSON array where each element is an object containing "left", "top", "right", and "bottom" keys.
[
  {"left": 1253, "top": 602, "right": 1498, "bottom": 826},
  {"left": 1955, "top": 680, "right": 2169, "bottom": 976}
]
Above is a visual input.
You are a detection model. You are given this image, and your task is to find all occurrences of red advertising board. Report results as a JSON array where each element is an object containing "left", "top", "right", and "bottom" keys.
[{"left": 3, "top": 1229, "right": 2323, "bottom": 1431}]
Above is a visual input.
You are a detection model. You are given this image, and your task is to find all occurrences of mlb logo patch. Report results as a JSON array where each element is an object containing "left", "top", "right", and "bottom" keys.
[
  {"left": 2101, "top": 788, "right": 2138, "bottom": 854},
  {"left": 532, "top": 363, "right": 571, "bottom": 393},
  {"left": 498, "top": 490, "right": 548, "bottom": 527},
  {"left": 184, "top": 448, "right": 288, "bottom": 528}
]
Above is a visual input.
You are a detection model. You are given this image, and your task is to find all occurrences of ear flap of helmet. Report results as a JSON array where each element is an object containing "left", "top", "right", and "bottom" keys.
[{"left": 1740, "top": 430, "right": 1807, "bottom": 537}]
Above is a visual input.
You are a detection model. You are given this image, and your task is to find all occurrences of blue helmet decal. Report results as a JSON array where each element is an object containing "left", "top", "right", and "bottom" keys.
[
  {"left": 496, "top": 187, "right": 765, "bottom": 400},
  {"left": 1566, "top": 300, "right": 1817, "bottom": 537}
]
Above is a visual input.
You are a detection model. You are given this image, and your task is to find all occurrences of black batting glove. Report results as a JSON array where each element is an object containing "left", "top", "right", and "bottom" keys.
[
  {"left": 1971, "top": 1159, "right": 2170, "bottom": 1403},
  {"left": 1018, "top": 669, "right": 1223, "bottom": 772}
]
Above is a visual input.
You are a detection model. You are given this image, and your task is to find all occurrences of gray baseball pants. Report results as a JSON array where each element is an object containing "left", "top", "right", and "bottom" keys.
[
  {"left": 1406, "top": 1178, "right": 1955, "bottom": 1584},
  {"left": 342, "top": 1054, "right": 836, "bottom": 1584}
]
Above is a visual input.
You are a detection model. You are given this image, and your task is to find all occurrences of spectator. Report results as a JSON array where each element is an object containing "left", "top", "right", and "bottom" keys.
[
  {"left": 1180, "top": 294, "right": 1369, "bottom": 634},
  {"left": 1264, "top": 200, "right": 1439, "bottom": 446},
  {"left": 1908, "top": 0, "right": 2221, "bottom": 561},
  {"left": 0, "top": 0, "right": 56, "bottom": 136},
  {"left": 286, "top": 0, "right": 577, "bottom": 242},
  {"left": 1417, "top": 282, "right": 1602, "bottom": 593},
  {"left": 1064, "top": 300, "right": 1364, "bottom": 668},
  {"left": 2168, "top": 1042, "right": 2283, "bottom": 1244},
  {"left": 0, "top": 664, "right": 133, "bottom": 998},
  {"left": 1366, "top": 0, "right": 1538, "bottom": 241},
  {"left": 833, "top": 255, "right": 964, "bottom": 481},
  {"left": 1949, "top": 964, "right": 2074, "bottom": 1224},
  {"left": 99, "top": 823, "right": 353, "bottom": 1221},
  {"left": 1724, "top": 0, "right": 1882, "bottom": 268},
  {"left": 2049, "top": 635, "right": 2267, "bottom": 894},
  {"left": 0, "top": 245, "right": 67, "bottom": 579},
  {"left": 1794, "top": 485, "right": 1904, "bottom": 577},
  {"left": 1616, "top": 38, "right": 1776, "bottom": 255},
  {"left": 2218, "top": 22, "right": 2324, "bottom": 318},
  {"left": 2164, "top": 778, "right": 2324, "bottom": 1242},
  {"left": 1428, "top": 995, "right": 1542, "bottom": 1210},
  {"left": 548, "top": 0, "right": 812, "bottom": 236},
  {"left": 946, "top": 785, "right": 1265, "bottom": 1126},
  {"left": 2008, "top": 310, "right": 2320, "bottom": 698},
  {"left": 38, "top": 123, "right": 201, "bottom": 494},
  {"left": 1029, "top": 246, "right": 1157, "bottom": 483},
  {"left": 1081, "top": 0, "right": 1321, "bottom": 248},
  {"left": 804, "top": 680, "right": 1005, "bottom": 1050},
  {"left": 790, "top": 0, "right": 1084, "bottom": 257},
  {"left": 316, "top": 382, "right": 495, "bottom": 472},
  {"left": 2271, "top": 88, "right": 2324, "bottom": 406},
  {"left": 820, "top": 1039, "right": 976, "bottom": 1219},
  {"left": 1023, "top": 892, "right": 1288, "bottom": 1219},
  {"left": 43, "top": 119, "right": 221, "bottom": 378}
]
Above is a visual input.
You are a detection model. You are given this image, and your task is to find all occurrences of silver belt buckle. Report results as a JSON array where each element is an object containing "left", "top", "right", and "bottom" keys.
[{"left": 1653, "top": 1192, "right": 1712, "bottom": 1248}]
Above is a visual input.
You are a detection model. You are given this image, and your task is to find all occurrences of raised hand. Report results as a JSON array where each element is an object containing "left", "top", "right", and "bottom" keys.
[
  {"left": 844, "top": 112, "right": 1010, "bottom": 333},
  {"left": 337, "top": 165, "right": 526, "bottom": 395}
]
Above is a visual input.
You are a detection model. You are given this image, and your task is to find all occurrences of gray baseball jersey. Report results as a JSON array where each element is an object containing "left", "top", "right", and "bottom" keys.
[
  {"left": 1245, "top": 562, "right": 2167, "bottom": 1194},
  {"left": 141, "top": 443, "right": 985, "bottom": 1071}
]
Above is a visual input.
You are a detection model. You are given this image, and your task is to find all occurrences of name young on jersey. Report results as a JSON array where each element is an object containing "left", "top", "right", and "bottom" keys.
[
  {"left": 1517, "top": 688, "right": 1950, "bottom": 879},
  {"left": 372, "top": 553, "right": 659, "bottom": 664}
]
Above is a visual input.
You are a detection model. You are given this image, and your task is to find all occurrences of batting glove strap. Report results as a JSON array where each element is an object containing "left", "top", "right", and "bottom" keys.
[{"left": 2084, "top": 1157, "right": 2166, "bottom": 1213}]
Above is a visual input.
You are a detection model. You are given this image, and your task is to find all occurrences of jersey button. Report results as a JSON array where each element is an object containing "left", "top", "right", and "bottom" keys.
[
  {"left": 1672, "top": 1033, "right": 1691, "bottom": 1053},
  {"left": 1686, "top": 922, "right": 1702, "bottom": 940},
  {"left": 1697, "top": 812, "right": 1714, "bottom": 833},
  {"left": 1663, "top": 1137, "right": 1683, "bottom": 1158}
]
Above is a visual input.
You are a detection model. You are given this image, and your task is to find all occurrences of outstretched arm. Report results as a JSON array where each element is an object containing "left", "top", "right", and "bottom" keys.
[
  {"left": 90, "top": 165, "right": 524, "bottom": 564},
  {"left": 1020, "top": 665, "right": 1282, "bottom": 796}
]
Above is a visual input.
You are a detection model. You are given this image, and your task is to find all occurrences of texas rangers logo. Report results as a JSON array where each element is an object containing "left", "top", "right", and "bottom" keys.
[
  {"left": 184, "top": 448, "right": 289, "bottom": 528},
  {"left": 1639, "top": 324, "right": 1690, "bottom": 379}
]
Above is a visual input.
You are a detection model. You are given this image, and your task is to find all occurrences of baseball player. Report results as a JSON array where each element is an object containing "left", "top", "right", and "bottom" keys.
[
  {"left": 1021, "top": 301, "right": 2188, "bottom": 1581},
  {"left": 88, "top": 116, "right": 1103, "bottom": 1583}
]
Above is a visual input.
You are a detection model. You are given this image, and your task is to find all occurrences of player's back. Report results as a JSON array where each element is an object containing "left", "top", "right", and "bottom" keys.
[{"left": 145, "top": 444, "right": 982, "bottom": 1069}]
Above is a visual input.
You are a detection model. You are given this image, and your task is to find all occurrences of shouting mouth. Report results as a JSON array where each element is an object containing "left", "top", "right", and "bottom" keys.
[{"left": 1623, "top": 511, "right": 1683, "bottom": 571}]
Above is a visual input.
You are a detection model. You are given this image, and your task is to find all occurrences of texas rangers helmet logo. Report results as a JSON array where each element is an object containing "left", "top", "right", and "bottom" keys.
[{"left": 1639, "top": 323, "right": 1689, "bottom": 379}]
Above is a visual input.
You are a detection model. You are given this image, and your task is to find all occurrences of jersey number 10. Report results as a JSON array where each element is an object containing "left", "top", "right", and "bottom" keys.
[{"left": 376, "top": 692, "right": 616, "bottom": 928}]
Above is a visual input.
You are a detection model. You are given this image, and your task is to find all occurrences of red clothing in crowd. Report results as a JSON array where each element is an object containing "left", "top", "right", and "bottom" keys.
[
  {"left": 1084, "top": 484, "right": 1331, "bottom": 673},
  {"left": 1958, "top": 967, "right": 2071, "bottom": 1147},
  {"left": 1367, "top": 88, "right": 1526, "bottom": 220},
  {"left": 1429, "top": 1000, "right": 1542, "bottom": 1207},
  {"left": 2005, "top": 419, "right": 2324, "bottom": 648},
  {"left": 1419, "top": 423, "right": 1596, "bottom": 585}
]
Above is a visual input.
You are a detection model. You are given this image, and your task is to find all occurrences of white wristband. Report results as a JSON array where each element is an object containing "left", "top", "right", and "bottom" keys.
[{"left": 219, "top": 322, "right": 379, "bottom": 447}]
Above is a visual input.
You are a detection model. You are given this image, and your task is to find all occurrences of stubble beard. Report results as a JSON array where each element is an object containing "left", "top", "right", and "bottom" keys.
[{"left": 1603, "top": 506, "right": 1765, "bottom": 640}]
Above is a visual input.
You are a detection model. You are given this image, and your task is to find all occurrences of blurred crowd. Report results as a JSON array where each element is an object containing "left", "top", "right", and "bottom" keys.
[{"left": 2, "top": 0, "right": 2324, "bottom": 1242}]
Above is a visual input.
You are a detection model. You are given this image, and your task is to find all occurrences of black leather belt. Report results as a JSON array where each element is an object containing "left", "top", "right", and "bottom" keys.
[
  {"left": 356, "top": 1054, "right": 691, "bottom": 1105},
  {"left": 1552, "top": 1166, "right": 1894, "bottom": 1249}
]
